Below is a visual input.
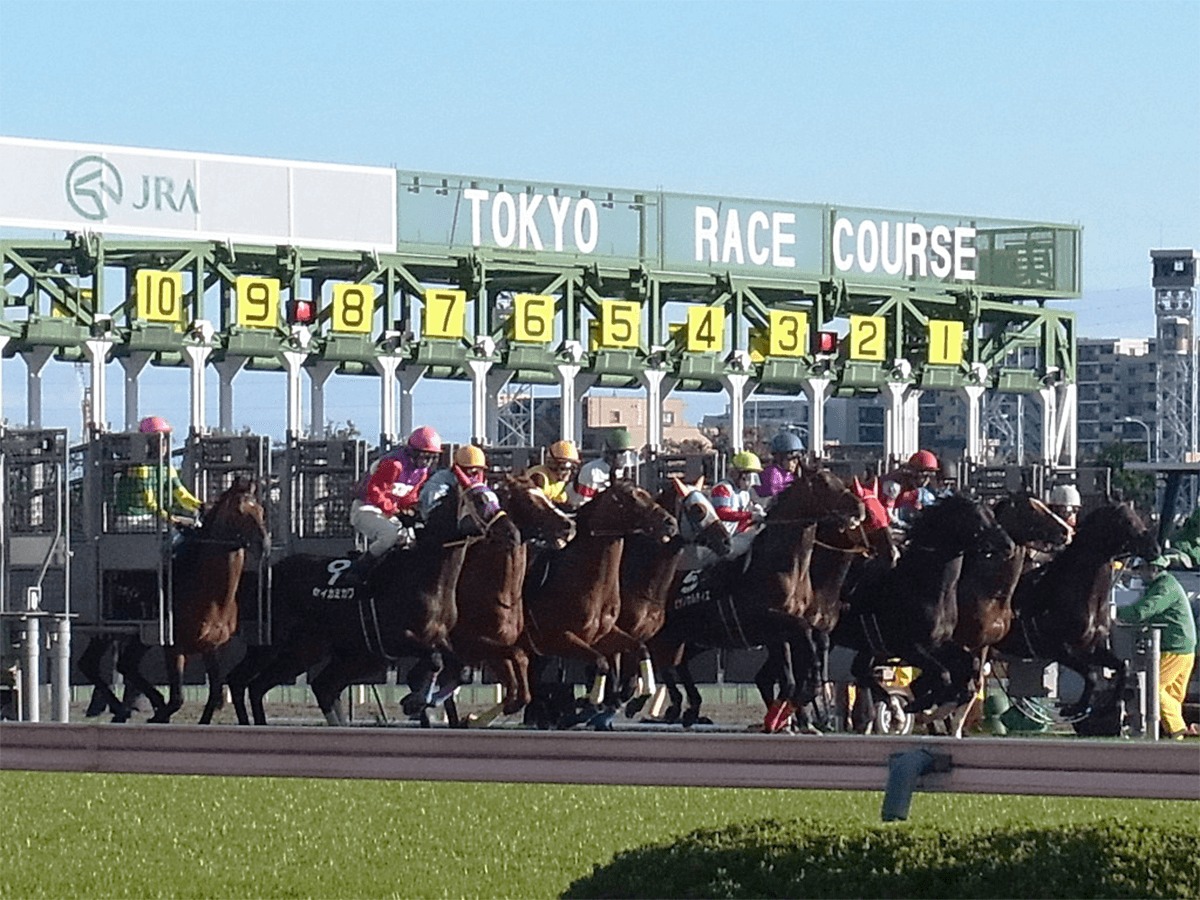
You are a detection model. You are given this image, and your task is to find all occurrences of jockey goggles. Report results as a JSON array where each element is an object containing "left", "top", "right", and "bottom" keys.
[{"left": 739, "top": 471, "right": 761, "bottom": 488}]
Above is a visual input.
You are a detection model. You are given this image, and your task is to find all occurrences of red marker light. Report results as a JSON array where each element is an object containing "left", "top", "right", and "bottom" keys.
[{"left": 286, "top": 299, "right": 316, "bottom": 326}]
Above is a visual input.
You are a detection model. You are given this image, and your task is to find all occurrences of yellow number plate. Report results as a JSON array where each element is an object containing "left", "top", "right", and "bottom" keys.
[
  {"left": 332, "top": 284, "right": 375, "bottom": 333},
  {"left": 135, "top": 270, "right": 184, "bottom": 325},
  {"left": 768, "top": 309, "right": 808, "bottom": 357},
  {"left": 598, "top": 300, "right": 641, "bottom": 349},
  {"left": 748, "top": 326, "right": 769, "bottom": 364},
  {"left": 423, "top": 289, "right": 466, "bottom": 340},
  {"left": 849, "top": 314, "right": 887, "bottom": 361},
  {"left": 685, "top": 306, "right": 724, "bottom": 353},
  {"left": 927, "top": 318, "right": 964, "bottom": 365},
  {"left": 52, "top": 287, "right": 92, "bottom": 319},
  {"left": 513, "top": 293, "right": 555, "bottom": 344},
  {"left": 235, "top": 276, "right": 280, "bottom": 329}
]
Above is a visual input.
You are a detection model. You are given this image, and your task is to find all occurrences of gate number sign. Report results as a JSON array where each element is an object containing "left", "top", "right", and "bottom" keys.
[
  {"left": 685, "top": 306, "right": 723, "bottom": 353},
  {"left": 768, "top": 309, "right": 808, "bottom": 357},
  {"left": 849, "top": 314, "right": 886, "bottom": 361},
  {"left": 927, "top": 318, "right": 964, "bottom": 365},
  {"left": 512, "top": 293, "right": 555, "bottom": 343},
  {"left": 135, "top": 270, "right": 185, "bottom": 325},
  {"left": 598, "top": 300, "right": 641, "bottom": 349},
  {"left": 422, "top": 289, "right": 467, "bottom": 340},
  {"left": 235, "top": 276, "right": 280, "bottom": 329},
  {"left": 332, "top": 284, "right": 375, "bottom": 333}
]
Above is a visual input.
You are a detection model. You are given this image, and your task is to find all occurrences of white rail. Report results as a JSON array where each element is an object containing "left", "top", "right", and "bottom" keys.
[{"left": 1, "top": 724, "right": 1195, "bottom": 801}]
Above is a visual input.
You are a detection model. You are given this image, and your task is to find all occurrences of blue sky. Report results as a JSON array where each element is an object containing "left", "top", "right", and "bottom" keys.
[{"left": 2, "top": 0, "right": 1198, "bottom": 441}]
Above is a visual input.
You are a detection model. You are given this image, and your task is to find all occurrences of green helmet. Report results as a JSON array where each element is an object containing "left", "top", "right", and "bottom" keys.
[
  {"left": 604, "top": 428, "right": 634, "bottom": 452},
  {"left": 731, "top": 450, "right": 763, "bottom": 473}
]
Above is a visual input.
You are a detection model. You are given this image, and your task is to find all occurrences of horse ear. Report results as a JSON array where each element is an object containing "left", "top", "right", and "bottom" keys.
[
  {"left": 670, "top": 475, "right": 687, "bottom": 498},
  {"left": 695, "top": 476, "right": 705, "bottom": 490}
]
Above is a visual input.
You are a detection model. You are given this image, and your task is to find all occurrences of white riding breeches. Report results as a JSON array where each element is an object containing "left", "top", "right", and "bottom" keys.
[{"left": 350, "top": 501, "right": 413, "bottom": 557}]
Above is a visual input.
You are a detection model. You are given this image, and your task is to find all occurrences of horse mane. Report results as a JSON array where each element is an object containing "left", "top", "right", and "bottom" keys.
[{"left": 906, "top": 493, "right": 988, "bottom": 548}]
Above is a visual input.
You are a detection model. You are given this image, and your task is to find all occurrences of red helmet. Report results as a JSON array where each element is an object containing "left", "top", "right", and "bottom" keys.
[
  {"left": 908, "top": 449, "right": 939, "bottom": 472},
  {"left": 407, "top": 426, "right": 442, "bottom": 453},
  {"left": 138, "top": 416, "right": 171, "bottom": 434}
]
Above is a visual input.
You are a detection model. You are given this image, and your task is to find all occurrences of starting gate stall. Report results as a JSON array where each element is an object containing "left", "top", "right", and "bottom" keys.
[
  {"left": 274, "top": 437, "right": 369, "bottom": 559},
  {"left": 0, "top": 428, "right": 71, "bottom": 721},
  {"left": 963, "top": 462, "right": 1045, "bottom": 500},
  {"left": 641, "top": 450, "right": 721, "bottom": 492},
  {"left": 476, "top": 445, "right": 541, "bottom": 482}
]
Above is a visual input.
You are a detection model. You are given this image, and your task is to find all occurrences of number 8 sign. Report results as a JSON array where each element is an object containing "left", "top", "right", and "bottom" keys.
[{"left": 332, "top": 284, "right": 375, "bottom": 333}]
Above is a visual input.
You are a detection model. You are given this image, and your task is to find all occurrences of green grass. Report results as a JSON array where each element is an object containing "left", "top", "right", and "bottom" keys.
[{"left": 0, "top": 772, "right": 1195, "bottom": 899}]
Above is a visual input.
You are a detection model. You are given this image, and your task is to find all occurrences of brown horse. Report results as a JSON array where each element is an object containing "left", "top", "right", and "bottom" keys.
[
  {"left": 438, "top": 474, "right": 577, "bottom": 727},
  {"left": 648, "top": 466, "right": 865, "bottom": 727},
  {"left": 995, "top": 501, "right": 1158, "bottom": 720},
  {"left": 522, "top": 479, "right": 677, "bottom": 726},
  {"left": 229, "top": 478, "right": 503, "bottom": 725},
  {"left": 79, "top": 477, "right": 269, "bottom": 724}
]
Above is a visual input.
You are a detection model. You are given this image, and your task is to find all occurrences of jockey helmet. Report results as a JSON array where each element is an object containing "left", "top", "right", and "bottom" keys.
[
  {"left": 407, "top": 426, "right": 443, "bottom": 453},
  {"left": 603, "top": 428, "right": 634, "bottom": 452},
  {"left": 731, "top": 450, "right": 763, "bottom": 473},
  {"left": 908, "top": 449, "right": 939, "bottom": 472},
  {"left": 547, "top": 439, "right": 581, "bottom": 464},
  {"left": 770, "top": 431, "right": 804, "bottom": 455},
  {"left": 453, "top": 445, "right": 487, "bottom": 470},
  {"left": 1049, "top": 484, "right": 1082, "bottom": 508},
  {"left": 138, "top": 415, "right": 172, "bottom": 434}
]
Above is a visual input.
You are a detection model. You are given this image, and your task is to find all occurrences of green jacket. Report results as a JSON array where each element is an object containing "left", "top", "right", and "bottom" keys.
[
  {"left": 1169, "top": 508, "right": 1200, "bottom": 568},
  {"left": 1116, "top": 570, "right": 1198, "bottom": 654},
  {"left": 114, "top": 464, "right": 202, "bottom": 518}
]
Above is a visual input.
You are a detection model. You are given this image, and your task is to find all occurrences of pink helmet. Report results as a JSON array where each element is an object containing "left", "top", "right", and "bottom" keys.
[
  {"left": 407, "top": 426, "right": 442, "bottom": 453},
  {"left": 138, "top": 416, "right": 171, "bottom": 434}
]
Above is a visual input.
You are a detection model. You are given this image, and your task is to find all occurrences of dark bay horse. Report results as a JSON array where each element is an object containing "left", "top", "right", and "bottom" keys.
[
  {"left": 229, "top": 478, "right": 504, "bottom": 725},
  {"left": 648, "top": 466, "right": 865, "bottom": 727},
  {"left": 832, "top": 493, "right": 1014, "bottom": 715},
  {"left": 995, "top": 501, "right": 1158, "bottom": 719},
  {"left": 439, "top": 474, "right": 576, "bottom": 727},
  {"left": 522, "top": 480, "right": 677, "bottom": 725},
  {"left": 78, "top": 477, "right": 268, "bottom": 724}
]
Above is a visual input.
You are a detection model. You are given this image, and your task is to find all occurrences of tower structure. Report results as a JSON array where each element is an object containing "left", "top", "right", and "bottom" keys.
[{"left": 1152, "top": 249, "right": 1199, "bottom": 463}]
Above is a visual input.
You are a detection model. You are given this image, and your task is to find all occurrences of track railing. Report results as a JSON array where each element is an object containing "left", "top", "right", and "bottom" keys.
[{"left": 1, "top": 724, "right": 1196, "bottom": 800}]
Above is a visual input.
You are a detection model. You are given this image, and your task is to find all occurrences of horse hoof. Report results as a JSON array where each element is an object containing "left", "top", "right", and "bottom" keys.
[
  {"left": 663, "top": 705, "right": 682, "bottom": 724},
  {"left": 681, "top": 708, "right": 704, "bottom": 729},
  {"left": 624, "top": 696, "right": 648, "bottom": 718},
  {"left": 85, "top": 695, "right": 108, "bottom": 718},
  {"left": 399, "top": 693, "right": 425, "bottom": 716}
]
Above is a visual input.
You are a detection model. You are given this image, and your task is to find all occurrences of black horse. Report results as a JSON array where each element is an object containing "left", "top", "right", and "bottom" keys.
[
  {"left": 995, "top": 501, "right": 1158, "bottom": 720},
  {"left": 832, "top": 493, "right": 1014, "bottom": 714},
  {"left": 228, "top": 478, "right": 505, "bottom": 725}
]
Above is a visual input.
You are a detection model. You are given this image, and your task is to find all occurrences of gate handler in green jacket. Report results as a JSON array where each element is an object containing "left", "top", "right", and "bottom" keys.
[{"left": 1118, "top": 555, "right": 1198, "bottom": 739}]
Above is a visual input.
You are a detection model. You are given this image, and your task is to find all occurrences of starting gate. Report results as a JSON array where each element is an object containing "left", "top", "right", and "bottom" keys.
[{"left": 274, "top": 437, "right": 370, "bottom": 559}]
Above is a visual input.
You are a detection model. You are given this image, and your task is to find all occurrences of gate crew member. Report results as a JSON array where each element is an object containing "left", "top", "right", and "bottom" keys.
[
  {"left": 114, "top": 416, "right": 203, "bottom": 531},
  {"left": 755, "top": 431, "right": 804, "bottom": 499},
  {"left": 711, "top": 450, "right": 767, "bottom": 558},
  {"left": 419, "top": 444, "right": 489, "bottom": 518},
  {"left": 527, "top": 439, "right": 581, "bottom": 506},
  {"left": 1117, "top": 554, "right": 1198, "bottom": 739},
  {"left": 569, "top": 428, "right": 638, "bottom": 506},
  {"left": 347, "top": 425, "right": 441, "bottom": 580}
]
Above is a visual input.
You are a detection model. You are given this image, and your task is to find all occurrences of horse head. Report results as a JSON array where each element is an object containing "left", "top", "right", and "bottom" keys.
[
  {"left": 457, "top": 482, "right": 508, "bottom": 539},
  {"left": 578, "top": 479, "right": 677, "bottom": 542},
  {"left": 203, "top": 476, "right": 269, "bottom": 553},
  {"left": 774, "top": 466, "right": 864, "bottom": 533},
  {"left": 993, "top": 492, "right": 1074, "bottom": 551},
  {"left": 1075, "top": 502, "right": 1158, "bottom": 561},
  {"left": 663, "top": 476, "right": 731, "bottom": 558},
  {"left": 496, "top": 473, "right": 576, "bottom": 549},
  {"left": 908, "top": 493, "right": 1013, "bottom": 560}
]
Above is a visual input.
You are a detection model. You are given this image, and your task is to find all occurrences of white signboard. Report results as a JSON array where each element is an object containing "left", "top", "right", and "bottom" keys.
[{"left": 0, "top": 137, "right": 396, "bottom": 252}]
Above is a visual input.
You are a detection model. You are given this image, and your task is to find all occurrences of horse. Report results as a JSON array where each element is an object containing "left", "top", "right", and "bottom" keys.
[
  {"left": 647, "top": 465, "right": 865, "bottom": 728},
  {"left": 78, "top": 476, "right": 268, "bottom": 724},
  {"left": 832, "top": 492, "right": 1014, "bottom": 717},
  {"left": 436, "top": 474, "right": 577, "bottom": 727},
  {"left": 995, "top": 501, "right": 1158, "bottom": 720},
  {"left": 228, "top": 476, "right": 504, "bottom": 726},
  {"left": 596, "top": 477, "right": 732, "bottom": 722},
  {"left": 521, "top": 479, "right": 677, "bottom": 728}
]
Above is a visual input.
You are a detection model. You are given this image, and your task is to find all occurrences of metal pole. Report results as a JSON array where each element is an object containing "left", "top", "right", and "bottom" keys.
[
  {"left": 51, "top": 615, "right": 71, "bottom": 723},
  {"left": 21, "top": 616, "right": 40, "bottom": 723}
]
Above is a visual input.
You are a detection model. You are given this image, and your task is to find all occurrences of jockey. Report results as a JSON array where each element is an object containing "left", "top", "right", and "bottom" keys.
[
  {"left": 755, "top": 431, "right": 804, "bottom": 499},
  {"left": 569, "top": 428, "right": 638, "bottom": 506},
  {"left": 890, "top": 449, "right": 940, "bottom": 525},
  {"left": 527, "top": 439, "right": 581, "bottom": 506},
  {"left": 347, "top": 425, "right": 441, "bottom": 580},
  {"left": 419, "top": 444, "right": 489, "bottom": 518},
  {"left": 1048, "top": 483, "right": 1082, "bottom": 530},
  {"left": 712, "top": 450, "right": 767, "bottom": 559},
  {"left": 114, "top": 416, "right": 202, "bottom": 530}
]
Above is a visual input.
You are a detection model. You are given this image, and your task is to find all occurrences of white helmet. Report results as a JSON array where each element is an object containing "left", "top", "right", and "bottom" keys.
[{"left": 1049, "top": 484, "right": 1082, "bottom": 508}]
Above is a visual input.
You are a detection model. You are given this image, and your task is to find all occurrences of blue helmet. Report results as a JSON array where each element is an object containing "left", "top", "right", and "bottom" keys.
[{"left": 770, "top": 432, "right": 804, "bottom": 455}]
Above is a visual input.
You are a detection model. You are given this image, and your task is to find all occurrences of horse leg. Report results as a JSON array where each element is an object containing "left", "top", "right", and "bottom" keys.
[
  {"left": 312, "top": 654, "right": 385, "bottom": 726},
  {"left": 754, "top": 648, "right": 782, "bottom": 711},
  {"left": 148, "top": 647, "right": 186, "bottom": 724},
  {"left": 197, "top": 650, "right": 225, "bottom": 725},
  {"left": 949, "top": 648, "right": 988, "bottom": 739},
  {"left": 78, "top": 635, "right": 124, "bottom": 719},
  {"left": 227, "top": 645, "right": 273, "bottom": 725},
  {"left": 677, "top": 647, "right": 710, "bottom": 727},
  {"left": 116, "top": 639, "right": 166, "bottom": 722},
  {"left": 247, "top": 637, "right": 324, "bottom": 725}
]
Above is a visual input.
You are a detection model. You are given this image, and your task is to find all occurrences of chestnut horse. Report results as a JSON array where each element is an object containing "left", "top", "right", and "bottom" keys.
[
  {"left": 648, "top": 466, "right": 865, "bottom": 727},
  {"left": 995, "top": 501, "right": 1158, "bottom": 719},
  {"left": 438, "top": 474, "right": 577, "bottom": 727},
  {"left": 79, "top": 477, "right": 268, "bottom": 724},
  {"left": 229, "top": 479, "right": 504, "bottom": 725},
  {"left": 522, "top": 479, "right": 677, "bottom": 726}
]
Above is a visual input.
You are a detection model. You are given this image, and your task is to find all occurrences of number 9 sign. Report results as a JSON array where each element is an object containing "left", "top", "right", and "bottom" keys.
[
  {"left": 512, "top": 294, "right": 555, "bottom": 344},
  {"left": 235, "top": 276, "right": 280, "bottom": 329}
]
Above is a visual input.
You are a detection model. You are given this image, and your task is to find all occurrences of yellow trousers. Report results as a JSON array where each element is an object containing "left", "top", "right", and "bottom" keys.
[{"left": 1159, "top": 652, "right": 1195, "bottom": 736}]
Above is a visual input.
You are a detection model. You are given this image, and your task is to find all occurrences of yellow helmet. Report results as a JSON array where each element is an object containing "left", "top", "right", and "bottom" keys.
[
  {"left": 454, "top": 445, "right": 487, "bottom": 469},
  {"left": 548, "top": 439, "right": 581, "bottom": 463}
]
